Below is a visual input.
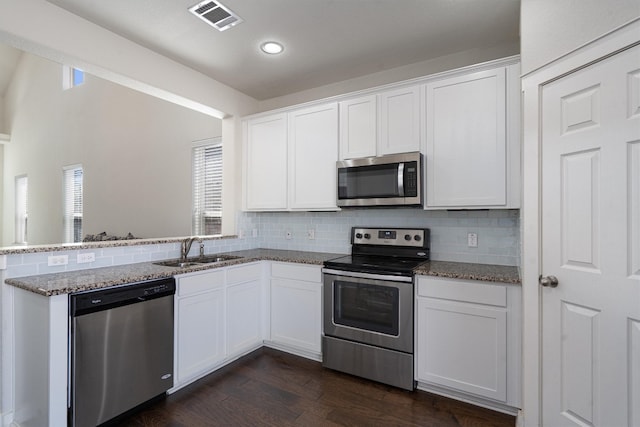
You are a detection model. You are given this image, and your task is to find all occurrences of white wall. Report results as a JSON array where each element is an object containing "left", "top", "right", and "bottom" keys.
[
  {"left": 259, "top": 42, "right": 519, "bottom": 112},
  {"left": 2, "top": 52, "right": 221, "bottom": 245},
  {"left": 520, "top": 0, "right": 640, "bottom": 74},
  {"left": 0, "top": 97, "right": 5, "bottom": 132},
  {"left": 0, "top": 144, "right": 3, "bottom": 245}
]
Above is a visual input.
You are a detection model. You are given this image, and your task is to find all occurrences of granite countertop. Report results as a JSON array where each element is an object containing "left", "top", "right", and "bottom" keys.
[
  {"left": 4, "top": 249, "right": 343, "bottom": 297},
  {"left": 415, "top": 260, "right": 520, "bottom": 284},
  {"left": 5, "top": 249, "right": 520, "bottom": 297}
]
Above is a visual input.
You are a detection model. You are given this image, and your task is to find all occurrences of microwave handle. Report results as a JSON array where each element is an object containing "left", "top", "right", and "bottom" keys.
[{"left": 397, "top": 163, "right": 405, "bottom": 197}]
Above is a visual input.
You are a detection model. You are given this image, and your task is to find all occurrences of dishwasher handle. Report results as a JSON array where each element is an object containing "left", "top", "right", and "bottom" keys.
[{"left": 70, "top": 277, "right": 176, "bottom": 317}]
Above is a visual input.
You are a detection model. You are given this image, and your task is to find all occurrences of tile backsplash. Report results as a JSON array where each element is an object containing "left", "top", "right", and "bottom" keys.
[
  {"left": 2, "top": 208, "right": 520, "bottom": 278},
  {"left": 238, "top": 208, "right": 520, "bottom": 266}
]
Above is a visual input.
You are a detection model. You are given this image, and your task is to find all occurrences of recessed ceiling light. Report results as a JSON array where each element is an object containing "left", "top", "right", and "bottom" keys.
[{"left": 261, "top": 41, "right": 284, "bottom": 55}]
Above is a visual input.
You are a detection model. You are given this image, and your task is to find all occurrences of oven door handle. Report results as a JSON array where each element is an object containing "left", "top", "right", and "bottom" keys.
[{"left": 322, "top": 268, "right": 413, "bottom": 283}]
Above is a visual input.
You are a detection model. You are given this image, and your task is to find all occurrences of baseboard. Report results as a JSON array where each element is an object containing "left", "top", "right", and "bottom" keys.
[
  {"left": 262, "top": 341, "right": 321, "bottom": 362},
  {"left": 2, "top": 411, "right": 16, "bottom": 427},
  {"left": 416, "top": 381, "right": 519, "bottom": 416}
]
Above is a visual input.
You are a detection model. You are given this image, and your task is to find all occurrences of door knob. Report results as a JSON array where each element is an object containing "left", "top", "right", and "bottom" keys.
[{"left": 539, "top": 275, "right": 559, "bottom": 288}]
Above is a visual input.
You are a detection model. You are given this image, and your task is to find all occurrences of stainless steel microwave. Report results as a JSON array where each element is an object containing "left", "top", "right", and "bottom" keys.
[{"left": 336, "top": 152, "right": 422, "bottom": 207}]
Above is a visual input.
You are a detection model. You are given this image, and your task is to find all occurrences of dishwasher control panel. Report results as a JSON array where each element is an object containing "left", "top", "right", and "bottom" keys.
[{"left": 70, "top": 278, "right": 176, "bottom": 316}]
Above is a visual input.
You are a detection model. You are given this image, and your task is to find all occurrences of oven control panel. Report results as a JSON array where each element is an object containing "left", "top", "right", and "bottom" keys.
[{"left": 352, "top": 227, "right": 428, "bottom": 248}]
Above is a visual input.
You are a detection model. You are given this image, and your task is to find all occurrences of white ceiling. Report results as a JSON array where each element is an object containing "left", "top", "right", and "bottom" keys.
[{"left": 9, "top": 1, "right": 520, "bottom": 101}]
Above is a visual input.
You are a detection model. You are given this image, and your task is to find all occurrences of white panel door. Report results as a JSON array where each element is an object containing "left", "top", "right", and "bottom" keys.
[
  {"left": 176, "top": 289, "right": 225, "bottom": 384},
  {"left": 245, "top": 113, "right": 288, "bottom": 210},
  {"left": 425, "top": 68, "right": 506, "bottom": 207},
  {"left": 288, "top": 103, "right": 339, "bottom": 210},
  {"left": 378, "top": 86, "right": 421, "bottom": 155},
  {"left": 226, "top": 279, "right": 263, "bottom": 357},
  {"left": 541, "top": 44, "right": 640, "bottom": 426},
  {"left": 339, "top": 95, "right": 377, "bottom": 159},
  {"left": 270, "top": 278, "right": 322, "bottom": 353},
  {"left": 416, "top": 297, "right": 507, "bottom": 401}
]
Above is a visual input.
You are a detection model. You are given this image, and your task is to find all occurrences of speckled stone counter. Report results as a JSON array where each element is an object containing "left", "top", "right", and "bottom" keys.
[
  {"left": 4, "top": 249, "right": 344, "bottom": 297},
  {"left": 414, "top": 260, "right": 520, "bottom": 284},
  {"left": 5, "top": 250, "right": 519, "bottom": 296}
]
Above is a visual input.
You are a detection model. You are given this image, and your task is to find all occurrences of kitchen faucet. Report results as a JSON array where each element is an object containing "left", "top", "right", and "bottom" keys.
[{"left": 180, "top": 236, "right": 203, "bottom": 261}]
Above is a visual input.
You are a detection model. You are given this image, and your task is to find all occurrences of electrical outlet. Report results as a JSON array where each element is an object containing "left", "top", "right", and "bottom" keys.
[
  {"left": 48, "top": 255, "right": 68, "bottom": 266},
  {"left": 285, "top": 230, "right": 293, "bottom": 240},
  {"left": 467, "top": 232, "right": 478, "bottom": 248},
  {"left": 77, "top": 252, "right": 95, "bottom": 264},
  {"left": 307, "top": 229, "right": 315, "bottom": 240}
]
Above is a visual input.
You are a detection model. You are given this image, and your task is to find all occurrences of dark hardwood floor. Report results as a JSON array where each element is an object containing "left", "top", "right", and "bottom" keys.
[{"left": 122, "top": 348, "right": 516, "bottom": 427}]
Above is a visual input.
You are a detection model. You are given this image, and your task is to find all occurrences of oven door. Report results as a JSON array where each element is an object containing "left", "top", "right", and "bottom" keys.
[{"left": 323, "top": 269, "right": 413, "bottom": 354}]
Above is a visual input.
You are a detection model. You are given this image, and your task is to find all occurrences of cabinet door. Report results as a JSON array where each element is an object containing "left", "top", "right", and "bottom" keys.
[
  {"left": 245, "top": 113, "right": 288, "bottom": 210},
  {"left": 288, "top": 103, "right": 339, "bottom": 210},
  {"left": 226, "top": 279, "right": 263, "bottom": 357},
  {"left": 378, "top": 86, "right": 421, "bottom": 155},
  {"left": 175, "top": 288, "right": 225, "bottom": 385},
  {"left": 339, "top": 95, "right": 377, "bottom": 159},
  {"left": 270, "top": 278, "right": 321, "bottom": 353},
  {"left": 416, "top": 297, "right": 507, "bottom": 402},
  {"left": 425, "top": 68, "right": 507, "bottom": 207}
]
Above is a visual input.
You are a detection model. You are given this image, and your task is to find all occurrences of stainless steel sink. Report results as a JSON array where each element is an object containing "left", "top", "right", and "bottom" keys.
[
  {"left": 154, "top": 260, "right": 202, "bottom": 268},
  {"left": 154, "top": 254, "right": 241, "bottom": 268},
  {"left": 192, "top": 254, "right": 242, "bottom": 264}
]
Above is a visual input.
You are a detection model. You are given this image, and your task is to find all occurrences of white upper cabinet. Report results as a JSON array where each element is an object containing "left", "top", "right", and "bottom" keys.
[
  {"left": 244, "top": 57, "right": 520, "bottom": 211},
  {"left": 378, "top": 86, "right": 421, "bottom": 155},
  {"left": 244, "top": 113, "right": 288, "bottom": 210},
  {"left": 288, "top": 103, "right": 339, "bottom": 210},
  {"left": 424, "top": 64, "right": 520, "bottom": 209},
  {"left": 339, "top": 87, "right": 421, "bottom": 160},
  {"left": 339, "top": 95, "right": 377, "bottom": 159},
  {"left": 244, "top": 104, "right": 339, "bottom": 212}
]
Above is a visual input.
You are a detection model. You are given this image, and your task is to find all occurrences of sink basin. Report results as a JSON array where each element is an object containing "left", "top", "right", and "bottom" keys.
[
  {"left": 154, "top": 254, "right": 242, "bottom": 268},
  {"left": 155, "top": 260, "right": 203, "bottom": 268},
  {"left": 191, "top": 254, "right": 242, "bottom": 264}
]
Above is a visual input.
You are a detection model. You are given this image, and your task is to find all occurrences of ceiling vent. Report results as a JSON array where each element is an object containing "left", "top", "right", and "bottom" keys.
[{"left": 188, "top": 0, "right": 243, "bottom": 32}]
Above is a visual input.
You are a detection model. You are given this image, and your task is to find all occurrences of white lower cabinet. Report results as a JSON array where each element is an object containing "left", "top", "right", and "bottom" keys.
[
  {"left": 173, "top": 262, "right": 264, "bottom": 389},
  {"left": 174, "top": 270, "right": 226, "bottom": 386},
  {"left": 226, "top": 263, "right": 264, "bottom": 357},
  {"left": 415, "top": 275, "right": 521, "bottom": 413},
  {"left": 267, "top": 262, "right": 322, "bottom": 360}
]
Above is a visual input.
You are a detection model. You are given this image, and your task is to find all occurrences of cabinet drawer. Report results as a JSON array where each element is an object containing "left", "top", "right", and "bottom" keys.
[
  {"left": 416, "top": 276, "right": 506, "bottom": 307},
  {"left": 177, "top": 270, "right": 225, "bottom": 297},
  {"left": 271, "top": 262, "right": 321, "bottom": 283},
  {"left": 227, "top": 262, "right": 262, "bottom": 285}
]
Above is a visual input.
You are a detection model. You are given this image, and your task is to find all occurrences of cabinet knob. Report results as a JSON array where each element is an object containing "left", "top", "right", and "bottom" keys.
[{"left": 539, "top": 275, "right": 559, "bottom": 288}]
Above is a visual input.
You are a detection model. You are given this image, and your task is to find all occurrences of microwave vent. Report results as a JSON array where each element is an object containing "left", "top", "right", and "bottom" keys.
[{"left": 188, "top": 0, "right": 243, "bottom": 32}]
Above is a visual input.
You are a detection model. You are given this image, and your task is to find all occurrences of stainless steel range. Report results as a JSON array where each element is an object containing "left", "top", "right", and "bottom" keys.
[{"left": 322, "top": 227, "right": 430, "bottom": 390}]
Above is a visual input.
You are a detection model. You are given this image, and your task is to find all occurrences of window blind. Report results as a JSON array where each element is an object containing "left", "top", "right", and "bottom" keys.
[
  {"left": 15, "top": 175, "right": 28, "bottom": 244},
  {"left": 63, "top": 166, "right": 83, "bottom": 243},
  {"left": 192, "top": 141, "right": 223, "bottom": 235}
]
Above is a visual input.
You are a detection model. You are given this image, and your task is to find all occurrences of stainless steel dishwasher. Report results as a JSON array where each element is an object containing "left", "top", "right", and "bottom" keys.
[{"left": 69, "top": 278, "right": 176, "bottom": 427}]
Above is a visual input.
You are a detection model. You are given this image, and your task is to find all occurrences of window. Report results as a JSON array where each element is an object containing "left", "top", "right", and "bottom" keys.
[
  {"left": 63, "top": 165, "right": 83, "bottom": 243},
  {"left": 63, "top": 66, "right": 85, "bottom": 90},
  {"left": 192, "top": 138, "right": 222, "bottom": 235},
  {"left": 15, "top": 175, "right": 28, "bottom": 244}
]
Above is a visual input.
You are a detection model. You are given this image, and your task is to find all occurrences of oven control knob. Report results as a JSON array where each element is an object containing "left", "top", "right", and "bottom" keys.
[
  {"left": 414, "top": 235, "right": 422, "bottom": 242},
  {"left": 355, "top": 233, "right": 363, "bottom": 239},
  {"left": 404, "top": 234, "right": 411, "bottom": 241},
  {"left": 364, "top": 233, "right": 371, "bottom": 239}
]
